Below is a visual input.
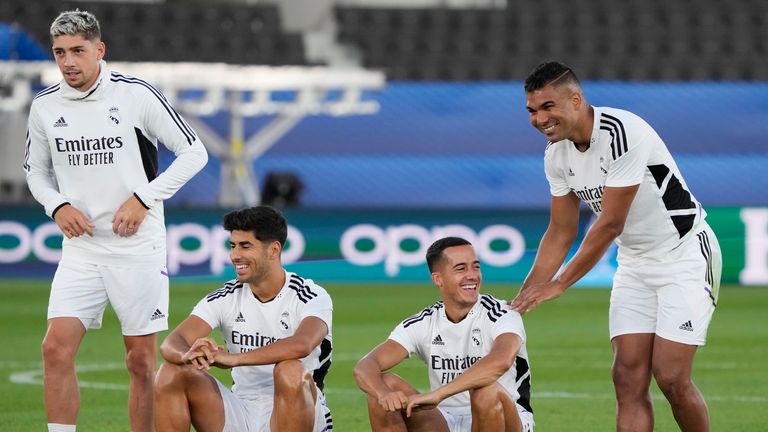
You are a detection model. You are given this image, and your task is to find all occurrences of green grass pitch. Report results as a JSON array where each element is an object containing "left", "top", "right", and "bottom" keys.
[{"left": 0, "top": 280, "right": 766, "bottom": 431}]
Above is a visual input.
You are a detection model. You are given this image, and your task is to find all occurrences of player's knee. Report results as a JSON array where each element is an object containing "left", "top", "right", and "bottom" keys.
[
  {"left": 41, "top": 336, "right": 76, "bottom": 366},
  {"left": 273, "top": 360, "right": 311, "bottom": 393},
  {"left": 125, "top": 347, "right": 156, "bottom": 379},
  {"left": 381, "top": 372, "right": 409, "bottom": 393},
  {"left": 653, "top": 369, "right": 690, "bottom": 400},
  {"left": 469, "top": 385, "right": 503, "bottom": 415}
]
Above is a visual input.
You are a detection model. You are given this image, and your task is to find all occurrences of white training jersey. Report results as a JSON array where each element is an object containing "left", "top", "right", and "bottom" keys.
[
  {"left": 544, "top": 106, "right": 705, "bottom": 264},
  {"left": 192, "top": 271, "right": 333, "bottom": 401},
  {"left": 388, "top": 294, "right": 532, "bottom": 414},
  {"left": 24, "top": 60, "right": 208, "bottom": 266}
]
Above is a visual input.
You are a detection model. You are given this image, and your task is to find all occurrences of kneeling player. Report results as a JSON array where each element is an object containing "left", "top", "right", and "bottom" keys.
[
  {"left": 154, "top": 206, "right": 333, "bottom": 432},
  {"left": 354, "top": 237, "right": 534, "bottom": 432}
]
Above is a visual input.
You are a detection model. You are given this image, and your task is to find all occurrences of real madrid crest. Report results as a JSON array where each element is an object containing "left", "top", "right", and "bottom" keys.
[
  {"left": 471, "top": 328, "right": 482, "bottom": 347},
  {"left": 280, "top": 311, "right": 291, "bottom": 332},
  {"left": 108, "top": 106, "right": 121, "bottom": 126}
]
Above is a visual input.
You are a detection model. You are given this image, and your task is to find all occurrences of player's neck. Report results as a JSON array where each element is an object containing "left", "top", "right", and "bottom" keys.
[
  {"left": 248, "top": 268, "right": 286, "bottom": 302},
  {"left": 572, "top": 105, "right": 594, "bottom": 151},
  {"left": 444, "top": 302, "right": 473, "bottom": 323}
]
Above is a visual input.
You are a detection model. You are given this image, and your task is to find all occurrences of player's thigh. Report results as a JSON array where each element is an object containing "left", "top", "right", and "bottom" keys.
[
  {"left": 609, "top": 264, "right": 658, "bottom": 339},
  {"left": 656, "top": 232, "right": 720, "bottom": 346},
  {"left": 101, "top": 263, "right": 169, "bottom": 336},
  {"left": 49, "top": 259, "right": 109, "bottom": 330},
  {"left": 211, "top": 379, "right": 261, "bottom": 432}
]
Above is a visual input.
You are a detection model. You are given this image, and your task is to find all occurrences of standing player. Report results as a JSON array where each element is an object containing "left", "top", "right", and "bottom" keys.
[
  {"left": 355, "top": 237, "right": 534, "bottom": 432},
  {"left": 511, "top": 61, "right": 721, "bottom": 431},
  {"left": 154, "top": 206, "right": 333, "bottom": 432},
  {"left": 23, "top": 10, "right": 208, "bottom": 432}
]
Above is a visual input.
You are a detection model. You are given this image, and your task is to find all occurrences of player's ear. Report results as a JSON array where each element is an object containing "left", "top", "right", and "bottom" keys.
[
  {"left": 96, "top": 40, "right": 105, "bottom": 60},
  {"left": 431, "top": 272, "right": 442, "bottom": 287},
  {"left": 269, "top": 240, "right": 282, "bottom": 260}
]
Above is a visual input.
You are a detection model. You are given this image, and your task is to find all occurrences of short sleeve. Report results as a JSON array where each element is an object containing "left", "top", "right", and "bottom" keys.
[
  {"left": 301, "top": 291, "right": 333, "bottom": 334},
  {"left": 492, "top": 309, "right": 526, "bottom": 342},
  {"left": 604, "top": 118, "right": 655, "bottom": 188},
  {"left": 544, "top": 144, "right": 571, "bottom": 197},
  {"left": 191, "top": 296, "right": 223, "bottom": 331},
  {"left": 388, "top": 322, "right": 418, "bottom": 356}
]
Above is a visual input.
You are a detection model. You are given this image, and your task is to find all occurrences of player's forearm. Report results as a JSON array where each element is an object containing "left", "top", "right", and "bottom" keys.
[
  {"left": 555, "top": 218, "right": 622, "bottom": 288},
  {"left": 353, "top": 358, "right": 390, "bottom": 398},
  {"left": 133, "top": 143, "right": 207, "bottom": 206},
  {"left": 522, "top": 227, "right": 576, "bottom": 290},
  {"left": 159, "top": 333, "right": 191, "bottom": 364},
  {"left": 434, "top": 355, "right": 511, "bottom": 401},
  {"left": 232, "top": 336, "right": 314, "bottom": 367},
  {"left": 25, "top": 171, "right": 68, "bottom": 218}
]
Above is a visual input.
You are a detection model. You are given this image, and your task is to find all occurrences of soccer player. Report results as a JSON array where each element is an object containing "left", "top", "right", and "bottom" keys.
[
  {"left": 511, "top": 61, "right": 721, "bottom": 431},
  {"left": 23, "top": 10, "right": 208, "bottom": 432},
  {"left": 354, "top": 237, "right": 534, "bottom": 432},
  {"left": 154, "top": 206, "right": 333, "bottom": 432}
]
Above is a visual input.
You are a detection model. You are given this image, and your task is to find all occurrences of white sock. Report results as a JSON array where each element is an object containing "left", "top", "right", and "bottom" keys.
[{"left": 48, "top": 424, "right": 76, "bottom": 432}]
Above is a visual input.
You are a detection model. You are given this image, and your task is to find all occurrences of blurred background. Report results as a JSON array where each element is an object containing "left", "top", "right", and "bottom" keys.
[{"left": 1, "top": 0, "right": 767, "bottom": 285}]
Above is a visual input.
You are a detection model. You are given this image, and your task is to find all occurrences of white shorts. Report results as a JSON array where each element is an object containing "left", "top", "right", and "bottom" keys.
[
  {"left": 48, "top": 258, "right": 169, "bottom": 336},
  {"left": 610, "top": 224, "right": 721, "bottom": 345},
  {"left": 438, "top": 404, "right": 534, "bottom": 432},
  {"left": 215, "top": 380, "right": 333, "bottom": 432}
]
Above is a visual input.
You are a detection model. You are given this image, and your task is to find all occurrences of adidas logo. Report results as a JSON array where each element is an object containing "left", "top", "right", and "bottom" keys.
[
  {"left": 53, "top": 117, "right": 68, "bottom": 127},
  {"left": 150, "top": 309, "right": 166, "bottom": 321},
  {"left": 432, "top": 334, "right": 445, "bottom": 346},
  {"left": 679, "top": 320, "right": 693, "bottom": 332},
  {"left": 568, "top": 167, "right": 575, "bottom": 176},
  {"left": 235, "top": 312, "right": 246, "bottom": 323}
]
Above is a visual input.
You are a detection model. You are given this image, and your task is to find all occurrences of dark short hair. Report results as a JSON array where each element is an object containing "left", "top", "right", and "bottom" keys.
[
  {"left": 223, "top": 206, "right": 287, "bottom": 247},
  {"left": 426, "top": 237, "right": 472, "bottom": 272},
  {"left": 524, "top": 61, "right": 580, "bottom": 93}
]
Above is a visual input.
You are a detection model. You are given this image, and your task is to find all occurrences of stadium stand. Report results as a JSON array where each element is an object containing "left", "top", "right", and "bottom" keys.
[
  {"left": 335, "top": 0, "right": 768, "bottom": 81},
  {"left": 0, "top": 0, "right": 307, "bottom": 65}
]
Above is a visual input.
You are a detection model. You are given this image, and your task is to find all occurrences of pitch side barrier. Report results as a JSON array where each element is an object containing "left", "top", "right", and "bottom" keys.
[{"left": 0, "top": 207, "right": 765, "bottom": 286}]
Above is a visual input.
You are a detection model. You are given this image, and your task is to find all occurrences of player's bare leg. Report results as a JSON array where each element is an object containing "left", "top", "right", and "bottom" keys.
[
  {"left": 41, "top": 317, "right": 87, "bottom": 425},
  {"left": 154, "top": 362, "right": 225, "bottom": 432},
  {"left": 612, "top": 333, "right": 655, "bottom": 432},
  {"left": 652, "top": 336, "right": 709, "bottom": 432},
  {"left": 124, "top": 334, "right": 157, "bottom": 432},
  {"left": 469, "top": 383, "right": 523, "bottom": 432},
  {"left": 270, "top": 360, "right": 317, "bottom": 431},
  {"left": 366, "top": 373, "right": 449, "bottom": 432}
]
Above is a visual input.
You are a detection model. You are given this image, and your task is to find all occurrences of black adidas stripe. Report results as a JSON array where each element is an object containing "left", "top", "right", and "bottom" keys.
[
  {"left": 599, "top": 113, "right": 628, "bottom": 160},
  {"left": 23, "top": 130, "right": 31, "bottom": 171},
  {"left": 33, "top": 83, "right": 60, "bottom": 100},
  {"left": 480, "top": 295, "right": 507, "bottom": 322},
  {"left": 206, "top": 280, "right": 243, "bottom": 302},
  {"left": 697, "top": 231, "right": 716, "bottom": 306},
  {"left": 110, "top": 72, "right": 196, "bottom": 144},
  {"left": 515, "top": 357, "right": 533, "bottom": 413},
  {"left": 403, "top": 302, "right": 443, "bottom": 328}
]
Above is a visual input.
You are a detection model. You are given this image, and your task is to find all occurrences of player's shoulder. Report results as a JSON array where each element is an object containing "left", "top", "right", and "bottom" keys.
[
  {"left": 286, "top": 272, "right": 331, "bottom": 304},
  {"left": 478, "top": 294, "right": 513, "bottom": 323},
  {"left": 31, "top": 82, "right": 62, "bottom": 107},
  {"left": 597, "top": 106, "right": 651, "bottom": 133},
  {"left": 108, "top": 70, "right": 165, "bottom": 100},
  {"left": 400, "top": 300, "right": 443, "bottom": 329},
  {"left": 204, "top": 278, "right": 244, "bottom": 303}
]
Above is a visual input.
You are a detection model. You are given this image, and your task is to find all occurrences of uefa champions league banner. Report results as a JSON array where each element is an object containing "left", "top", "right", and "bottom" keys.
[{"left": 0, "top": 207, "right": 766, "bottom": 286}]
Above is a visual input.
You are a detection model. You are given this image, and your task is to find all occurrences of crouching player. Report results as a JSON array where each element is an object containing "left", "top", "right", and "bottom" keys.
[
  {"left": 354, "top": 237, "right": 534, "bottom": 431},
  {"left": 154, "top": 206, "right": 333, "bottom": 432}
]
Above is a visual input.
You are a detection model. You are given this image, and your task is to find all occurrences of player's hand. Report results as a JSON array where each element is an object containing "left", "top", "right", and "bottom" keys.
[
  {"left": 54, "top": 204, "right": 95, "bottom": 238},
  {"left": 182, "top": 338, "right": 219, "bottom": 370},
  {"left": 112, "top": 195, "right": 148, "bottom": 237},
  {"left": 509, "top": 281, "right": 567, "bottom": 314},
  {"left": 405, "top": 392, "right": 441, "bottom": 417},
  {"left": 377, "top": 390, "right": 410, "bottom": 412}
]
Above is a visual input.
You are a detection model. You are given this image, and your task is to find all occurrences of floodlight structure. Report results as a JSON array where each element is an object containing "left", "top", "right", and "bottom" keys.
[{"left": 0, "top": 61, "right": 385, "bottom": 206}]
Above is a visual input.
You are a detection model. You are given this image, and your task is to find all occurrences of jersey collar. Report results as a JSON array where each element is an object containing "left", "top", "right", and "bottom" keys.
[{"left": 59, "top": 60, "right": 110, "bottom": 101}]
